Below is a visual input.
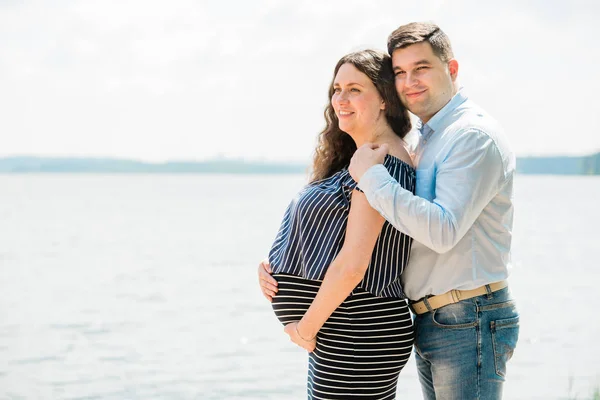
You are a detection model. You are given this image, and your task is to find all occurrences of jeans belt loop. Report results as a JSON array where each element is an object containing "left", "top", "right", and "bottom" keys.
[
  {"left": 485, "top": 284, "right": 493, "bottom": 299},
  {"left": 451, "top": 289, "right": 460, "bottom": 303}
]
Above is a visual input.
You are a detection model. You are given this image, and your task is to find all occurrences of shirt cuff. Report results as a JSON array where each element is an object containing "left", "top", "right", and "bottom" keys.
[{"left": 357, "top": 164, "right": 392, "bottom": 195}]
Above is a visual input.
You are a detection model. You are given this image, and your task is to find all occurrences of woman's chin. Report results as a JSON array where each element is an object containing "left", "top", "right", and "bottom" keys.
[{"left": 339, "top": 124, "right": 354, "bottom": 135}]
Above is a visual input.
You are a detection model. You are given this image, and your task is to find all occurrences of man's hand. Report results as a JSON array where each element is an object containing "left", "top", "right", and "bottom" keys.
[
  {"left": 257, "top": 259, "right": 278, "bottom": 302},
  {"left": 284, "top": 322, "right": 317, "bottom": 352},
  {"left": 349, "top": 143, "right": 389, "bottom": 183}
]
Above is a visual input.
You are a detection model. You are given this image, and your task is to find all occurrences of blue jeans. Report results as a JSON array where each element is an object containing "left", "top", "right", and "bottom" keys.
[{"left": 413, "top": 287, "right": 519, "bottom": 400}]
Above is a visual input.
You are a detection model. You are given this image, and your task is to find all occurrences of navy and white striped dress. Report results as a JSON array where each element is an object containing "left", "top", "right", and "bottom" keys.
[{"left": 269, "top": 154, "right": 416, "bottom": 399}]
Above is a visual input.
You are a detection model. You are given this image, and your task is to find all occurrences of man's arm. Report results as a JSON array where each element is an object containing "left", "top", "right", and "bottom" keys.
[
  {"left": 257, "top": 259, "right": 278, "bottom": 302},
  {"left": 352, "top": 130, "right": 506, "bottom": 253}
]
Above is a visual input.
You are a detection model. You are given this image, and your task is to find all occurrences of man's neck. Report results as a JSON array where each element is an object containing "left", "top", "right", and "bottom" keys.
[{"left": 420, "top": 86, "right": 459, "bottom": 125}]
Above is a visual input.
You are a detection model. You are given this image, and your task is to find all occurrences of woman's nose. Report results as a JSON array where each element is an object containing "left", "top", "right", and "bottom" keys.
[{"left": 337, "top": 90, "right": 349, "bottom": 103}]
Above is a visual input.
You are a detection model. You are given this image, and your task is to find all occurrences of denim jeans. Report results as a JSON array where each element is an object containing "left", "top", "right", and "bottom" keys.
[{"left": 413, "top": 287, "right": 519, "bottom": 400}]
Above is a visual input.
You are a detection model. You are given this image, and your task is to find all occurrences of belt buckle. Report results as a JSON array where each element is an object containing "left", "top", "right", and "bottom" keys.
[{"left": 410, "top": 296, "right": 433, "bottom": 314}]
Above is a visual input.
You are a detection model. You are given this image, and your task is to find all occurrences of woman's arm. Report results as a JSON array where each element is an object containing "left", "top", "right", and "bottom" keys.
[{"left": 285, "top": 189, "right": 385, "bottom": 351}]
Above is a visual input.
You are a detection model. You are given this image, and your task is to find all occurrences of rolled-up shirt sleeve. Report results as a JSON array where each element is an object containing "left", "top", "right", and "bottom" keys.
[{"left": 358, "top": 130, "right": 506, "bottom": 254}]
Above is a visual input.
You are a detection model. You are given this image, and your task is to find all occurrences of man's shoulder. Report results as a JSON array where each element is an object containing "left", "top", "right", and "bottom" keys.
[
  {"left": 440, "top": 100, "right": 515, "bottom": 171},
  {"left": 446, "top": 99, "right": 502, "bottom": 136}
]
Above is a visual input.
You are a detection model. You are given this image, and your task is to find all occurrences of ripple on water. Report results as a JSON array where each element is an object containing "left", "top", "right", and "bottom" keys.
[
  {"left": 50, "top": 323, "right": 92, "bottom": 330},
  {"left": 10, "top": 355, "right": 64, "bottom": 365}
]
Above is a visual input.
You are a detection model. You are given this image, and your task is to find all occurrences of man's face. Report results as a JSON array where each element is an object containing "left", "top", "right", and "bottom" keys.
[{"left": 391, "top": 42, "right": 458, "bottom": 123}]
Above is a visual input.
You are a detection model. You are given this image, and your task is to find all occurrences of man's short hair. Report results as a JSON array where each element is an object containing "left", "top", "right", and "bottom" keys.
[{"left": 387, "top": 22, "right": 454, "bottom": 62}]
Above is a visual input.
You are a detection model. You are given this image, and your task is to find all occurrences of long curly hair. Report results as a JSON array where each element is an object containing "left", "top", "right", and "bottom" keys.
[{"left": 310, "top": 49, "right": 411, "bottom": 182}]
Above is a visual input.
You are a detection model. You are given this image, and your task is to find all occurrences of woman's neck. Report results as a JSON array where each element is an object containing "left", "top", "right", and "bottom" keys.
[{"left": 351, "top": 125, "right": 398, "bottom": 149}]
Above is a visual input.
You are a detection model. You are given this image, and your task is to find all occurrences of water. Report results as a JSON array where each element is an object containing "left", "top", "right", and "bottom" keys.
[{"left": 0, "top": 174, "right": 599, "bottom": 399}]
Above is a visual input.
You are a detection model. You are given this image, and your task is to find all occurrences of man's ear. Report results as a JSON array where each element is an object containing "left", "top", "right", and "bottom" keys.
[{"left": 448, "top": 59, "right": 459, "bottom": 81}]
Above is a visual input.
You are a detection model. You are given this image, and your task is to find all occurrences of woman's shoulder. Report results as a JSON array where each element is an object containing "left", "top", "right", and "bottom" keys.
[
  {"left": 386, "top": 144, "right": 414, "bottom": 170},
  {"left": 382, "top": 144, "right": 416, "bottom": 192}
]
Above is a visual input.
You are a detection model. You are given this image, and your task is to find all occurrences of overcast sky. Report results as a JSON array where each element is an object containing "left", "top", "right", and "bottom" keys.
[{"left": 1, "top": 0, "right": 598, "bottom": 162}]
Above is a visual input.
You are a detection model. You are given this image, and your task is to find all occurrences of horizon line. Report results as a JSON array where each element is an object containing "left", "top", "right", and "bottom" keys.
[{"left": 1, "top": 151, "right": 599, "bottom": 164}]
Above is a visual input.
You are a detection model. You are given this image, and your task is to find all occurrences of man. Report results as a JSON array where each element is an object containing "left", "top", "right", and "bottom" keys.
[
  {"left": 259, "top": 22, "right": 519, "bottom": 399},
  {"left": 349, "top": 22, "right": 519, "bottom": 399}
]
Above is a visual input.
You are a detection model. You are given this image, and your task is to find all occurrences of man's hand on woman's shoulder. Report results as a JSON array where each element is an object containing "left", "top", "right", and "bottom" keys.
[{"left": 349, "top": 143, "right": 388, "bottom": 183}]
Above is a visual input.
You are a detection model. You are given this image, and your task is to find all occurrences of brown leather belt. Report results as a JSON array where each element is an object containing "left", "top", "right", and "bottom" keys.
[{"left": 409, "top": 280, "right": 509, "bottom": 315}]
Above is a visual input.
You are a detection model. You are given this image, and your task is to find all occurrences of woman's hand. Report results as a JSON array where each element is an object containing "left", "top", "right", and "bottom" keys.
[
  {"left": 257, "top": 258, "right": 278, "bottom": 302},
  {"left": 284, "top": 322, "right": 317, "bottom": 352}
]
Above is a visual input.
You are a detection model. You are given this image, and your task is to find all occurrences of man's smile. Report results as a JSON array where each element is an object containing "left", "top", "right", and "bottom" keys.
[{"left": 404, "top": 89, "right": 427, "bottom": 99}]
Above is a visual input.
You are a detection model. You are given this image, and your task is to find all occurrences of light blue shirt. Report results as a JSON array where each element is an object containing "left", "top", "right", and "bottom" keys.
[{"left": 358, "top": 89, "right": 515, "bottom": 301}]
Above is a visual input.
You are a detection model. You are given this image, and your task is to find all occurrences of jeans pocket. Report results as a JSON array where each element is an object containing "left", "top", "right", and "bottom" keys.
[
  {"left": 431, "top": 302, "right": 478, "bottom": 329},
  {"left": 491, "top": 315, "right": 520, "bottom": 378}
]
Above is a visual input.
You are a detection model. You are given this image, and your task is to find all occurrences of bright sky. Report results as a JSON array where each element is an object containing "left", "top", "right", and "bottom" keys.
[{"left": 1, "top": 0, "right": 598, "bottom": 162}]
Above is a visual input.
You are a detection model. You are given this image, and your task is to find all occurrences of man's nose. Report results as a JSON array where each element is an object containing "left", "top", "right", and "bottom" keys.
[{"left": 405, "top": 72, "right": 418, "bottom": 87}]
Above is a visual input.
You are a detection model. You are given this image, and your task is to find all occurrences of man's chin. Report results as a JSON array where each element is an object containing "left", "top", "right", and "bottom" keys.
[
  {"left": 404, "top": 105, "right": 423, "bottom": 117},
  {"left": 401, "top": 99, "right": 422, "bottom": 112}
]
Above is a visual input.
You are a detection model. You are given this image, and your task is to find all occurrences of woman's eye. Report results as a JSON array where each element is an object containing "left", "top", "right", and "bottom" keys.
[{"left": 351, "top": 88, "right": 360, "bottom": 93}]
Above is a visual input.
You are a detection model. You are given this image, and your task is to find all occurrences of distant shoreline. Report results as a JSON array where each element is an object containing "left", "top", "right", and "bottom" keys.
[{"left": 0, "top": 153, "right": 599, "bottom": 175}]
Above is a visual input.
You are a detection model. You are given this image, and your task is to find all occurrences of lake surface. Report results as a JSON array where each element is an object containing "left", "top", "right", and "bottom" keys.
[{"left": 0, "top": 174, "right": 599, "bottom": 399}]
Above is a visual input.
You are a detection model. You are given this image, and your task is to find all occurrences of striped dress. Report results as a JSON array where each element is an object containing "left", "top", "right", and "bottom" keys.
[{"left": 268, "top": 155, "right": 416, "bottom": 399}]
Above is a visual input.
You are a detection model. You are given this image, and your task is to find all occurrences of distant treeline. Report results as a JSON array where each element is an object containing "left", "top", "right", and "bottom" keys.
[
  {"left": 0, "top": 153, "right": 599, "bottom": 175},
  {"left": 517, "top": 152, "right": 600, "bottom": 175},
  {"left": 0, "top": 156, "right": 308, "bottom": 174}
]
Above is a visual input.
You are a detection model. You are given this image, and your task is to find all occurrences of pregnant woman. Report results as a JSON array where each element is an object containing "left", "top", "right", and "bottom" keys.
[{"left": 258, "top": 49, "right": 416, "bottom": 399}]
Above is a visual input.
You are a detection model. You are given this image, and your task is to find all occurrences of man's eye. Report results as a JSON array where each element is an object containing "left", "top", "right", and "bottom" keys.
[{"left": 395, "top": 71, "right": 405, "bottom": 76}]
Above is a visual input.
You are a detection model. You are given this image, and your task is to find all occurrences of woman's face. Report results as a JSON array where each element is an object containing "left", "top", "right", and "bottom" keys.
[{"left": 332, "top": 63, "right": 385, "bottom": 136}]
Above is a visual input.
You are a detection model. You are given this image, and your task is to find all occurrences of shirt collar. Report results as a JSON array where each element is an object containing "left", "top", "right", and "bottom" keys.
[{"left": 419, "top": 87, "right": 468, "bottom": 135}]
